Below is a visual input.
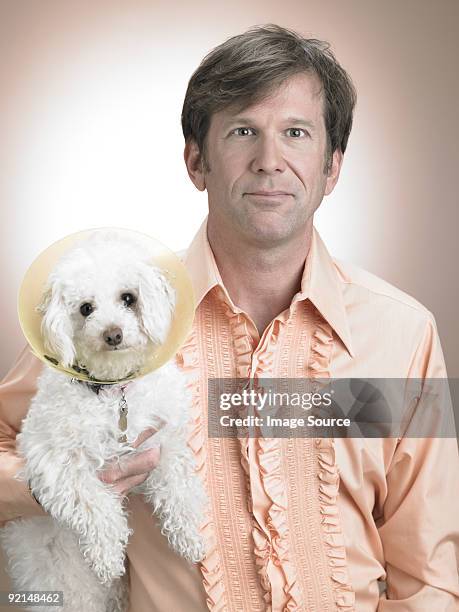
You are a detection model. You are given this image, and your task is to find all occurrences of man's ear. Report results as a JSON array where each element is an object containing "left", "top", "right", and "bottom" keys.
[
  {"left": 184, "top": 140, "right": 206, "bottom": 192},
  {"left": 324, "top": 149, "right": 343, "bottom": 196}
]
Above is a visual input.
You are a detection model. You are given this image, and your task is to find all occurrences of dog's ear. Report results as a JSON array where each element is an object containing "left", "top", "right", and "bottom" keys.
[
  {"left": 36, "top": 279, "right": 75, "bottom": 368},
  {"left": 137, "top": 265, "right": 176, "bottom": 345}
]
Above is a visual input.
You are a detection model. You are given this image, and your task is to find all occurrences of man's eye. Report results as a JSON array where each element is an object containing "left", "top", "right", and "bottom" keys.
[
  {"left": 121, "top": 293, "right": 136, "bottom": 307},
  {"left": 232, "top": 127, "right": 255, "bottom": 136},
  {"left": 80, "top": 303, "right": 94, "bottom": 317},
  {"left": 286, "top": 128, "right": 306, "bottom": 138}
]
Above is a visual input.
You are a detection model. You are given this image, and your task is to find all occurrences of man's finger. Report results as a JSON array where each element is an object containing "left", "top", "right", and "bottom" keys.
[
  {"left": 132, "top": 425, "right": 163, "bottom": 448},
  {"left": 112, "top": 472, "right": 150, "bottom": 496},
  {"left": 101, "top": 447, "right": 160, "bottom": 483}
]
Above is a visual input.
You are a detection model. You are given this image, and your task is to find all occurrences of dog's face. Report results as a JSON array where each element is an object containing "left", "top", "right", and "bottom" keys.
[{"left": 38, "top": 234, "right": 176, "bottom": 381}]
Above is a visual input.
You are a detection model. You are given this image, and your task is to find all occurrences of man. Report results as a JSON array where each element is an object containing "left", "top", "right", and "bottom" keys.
[{"left": 1, "top": 24, "right": 458, "bottom": 611}]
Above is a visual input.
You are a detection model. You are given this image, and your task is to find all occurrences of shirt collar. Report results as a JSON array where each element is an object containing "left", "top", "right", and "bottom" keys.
[
  {"left": 299, "top": 229, "right": 354, "bottom": 357},
  {"left": 184, "top": 217, "right": 354, "bottom": 358},
  {"left": 183, "top": 218, "right": 221, "bottom": 305}
]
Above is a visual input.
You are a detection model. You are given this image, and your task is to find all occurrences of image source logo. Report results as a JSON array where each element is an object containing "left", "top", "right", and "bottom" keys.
[{"left": 207, "top": 378, "right": 458, "bottom": 439}]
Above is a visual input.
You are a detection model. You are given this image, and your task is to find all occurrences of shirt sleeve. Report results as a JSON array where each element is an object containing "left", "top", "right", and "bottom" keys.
[
  {"left": 0, "top": 347, "right": 47, "bottom": 525},
  {"left": 377, "top": 315, "right": 459, "bottom": 610}
]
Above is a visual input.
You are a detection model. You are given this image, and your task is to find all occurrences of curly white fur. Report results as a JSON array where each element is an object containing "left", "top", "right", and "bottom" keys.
[{"left": 0, "top": 231, "right": 206, "bottom": 612}]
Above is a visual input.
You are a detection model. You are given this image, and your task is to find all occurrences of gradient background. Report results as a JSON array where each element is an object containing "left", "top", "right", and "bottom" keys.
[{"left": 1, "top": 0, "right": 458, "bottom": 602}]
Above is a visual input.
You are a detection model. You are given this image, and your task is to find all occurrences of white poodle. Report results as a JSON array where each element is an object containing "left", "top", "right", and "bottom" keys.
[{"left": 0, "top": 231, "right": 206, "bottom": 612}]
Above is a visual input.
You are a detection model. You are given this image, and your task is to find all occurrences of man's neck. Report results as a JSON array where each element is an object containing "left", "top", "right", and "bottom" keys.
[{"left": 207, "top": 220, "right": 313, "bottom": 336}]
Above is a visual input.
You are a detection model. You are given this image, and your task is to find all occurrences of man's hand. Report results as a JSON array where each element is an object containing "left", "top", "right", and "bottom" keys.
[{"left": 98, "top": 427, "right": 161, "bottom": 497}]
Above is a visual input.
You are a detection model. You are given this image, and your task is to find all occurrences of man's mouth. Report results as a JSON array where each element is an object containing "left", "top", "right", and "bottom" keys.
[{"left": 245, "top": 191, "right": 292, "bottom": 197}]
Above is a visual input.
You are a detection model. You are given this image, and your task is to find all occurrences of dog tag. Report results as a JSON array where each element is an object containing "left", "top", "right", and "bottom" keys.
[{"left": 118, "top": 389, "right": 128, "bottom": 443}]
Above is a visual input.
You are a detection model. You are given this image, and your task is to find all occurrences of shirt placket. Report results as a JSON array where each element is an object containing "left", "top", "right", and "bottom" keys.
[{"left": 234, "top": 313, "right": 291, "bottom": 611}]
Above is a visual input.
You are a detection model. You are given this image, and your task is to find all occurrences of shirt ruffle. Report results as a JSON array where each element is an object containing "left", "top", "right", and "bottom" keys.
[
  {"left": 222, "top": 303, "right": 253, "bottom": 378},
  {"left": 316, "top": 438, "right": 355, "bottom": 610},
  {"left": 310, "top": 316, "right": 355, "bottom": 611},
  {"left": 178, "top": 305, "right": 355, "bottom": 611},
  {"left": 255, "top": 435, "right": 304, "bottom": 611},
  {"left": 229, "top": 307, "right": 303, "bottom": 611},
  {"left": 177, "top": 328, "right": 228, "bottom": 611},
  {"left": 309, "top": 317, "right": 335, "bottom": 376}
]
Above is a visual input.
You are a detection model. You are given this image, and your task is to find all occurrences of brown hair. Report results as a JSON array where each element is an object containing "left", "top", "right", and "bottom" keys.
[{"left": 181, "top": 24, "right": 357, "bottom": 171}]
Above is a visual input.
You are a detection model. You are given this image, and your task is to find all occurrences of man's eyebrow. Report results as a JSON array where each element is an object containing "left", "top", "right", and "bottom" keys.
[
  {"left": 221, "top": 116, "right": 255, "bottom": 128},
  {"left": 283, "top": 117, "right": 316, "bottom": 130}
]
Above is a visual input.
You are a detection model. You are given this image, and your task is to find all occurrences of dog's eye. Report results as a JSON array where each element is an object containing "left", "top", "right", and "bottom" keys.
[
  {"left": 80, "top": 302, "right": 94, "bottom": 317},
  {"left": 121, "top": 293, "right": 136, "bottom": 307}
]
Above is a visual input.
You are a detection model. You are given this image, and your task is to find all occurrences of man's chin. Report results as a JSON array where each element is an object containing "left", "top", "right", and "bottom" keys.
[
  {"left": 243, "top": 224, "right": 295, "bottom": 247},
  {"left": 233, "top": 210, "right": 298, "bottom": 245}
]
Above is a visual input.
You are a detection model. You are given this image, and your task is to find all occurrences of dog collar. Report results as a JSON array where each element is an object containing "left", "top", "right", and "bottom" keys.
[{"left": 71, "top": 378, "right": 132, "bottom": 443}]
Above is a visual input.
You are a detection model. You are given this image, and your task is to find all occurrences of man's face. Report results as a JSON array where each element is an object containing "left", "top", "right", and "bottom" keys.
[{"left": 185, "top": 72, "right": 343, "bottom": 247}]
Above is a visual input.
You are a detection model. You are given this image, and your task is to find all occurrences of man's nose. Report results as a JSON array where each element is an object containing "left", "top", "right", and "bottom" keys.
[
  {"left": 103, "top": 327, "right": 123, "bottom": 346},
  {"left": 250, "top": 135, "right": 286, "bottom": 174}
]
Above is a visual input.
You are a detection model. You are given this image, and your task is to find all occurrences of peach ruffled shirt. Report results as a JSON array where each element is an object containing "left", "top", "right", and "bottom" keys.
[{"left": 1, "top": 221, "right": 458, "bottom": 611}]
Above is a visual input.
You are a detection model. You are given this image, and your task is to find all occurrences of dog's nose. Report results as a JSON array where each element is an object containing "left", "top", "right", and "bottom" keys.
[{"left": 103, "top": 327, "right": 123, "bottom": 347}]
